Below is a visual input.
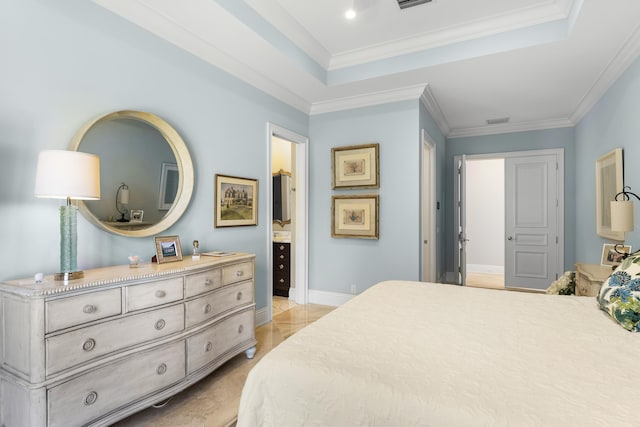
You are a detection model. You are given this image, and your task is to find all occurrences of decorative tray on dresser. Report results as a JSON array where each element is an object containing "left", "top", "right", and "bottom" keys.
[{"left": 0, "top": 252, "right": 256, "bottom": 427}]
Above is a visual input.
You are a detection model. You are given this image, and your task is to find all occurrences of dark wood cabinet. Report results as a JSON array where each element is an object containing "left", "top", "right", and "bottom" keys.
[{"left": 273, "top": 242, "right": 290, "bottom": 297}]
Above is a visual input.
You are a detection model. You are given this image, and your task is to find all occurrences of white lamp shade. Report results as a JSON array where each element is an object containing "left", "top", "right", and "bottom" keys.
[
  {"left": 118, "top": 187, "right": 129, "bottom": 205},
  {"left": 611, "top": 200, "right": 634, "bottom": 232},
  {"left": 35, "top": 150, "right": 100, "bottom": 200}
]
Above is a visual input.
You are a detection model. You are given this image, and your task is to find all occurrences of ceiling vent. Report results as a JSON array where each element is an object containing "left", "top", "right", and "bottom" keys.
[
  {"left": 397, "top": 0, "right": 433, "bottom": 10},
  {"left": 486, "top": 117, "right": 510, "bottom": 125}
]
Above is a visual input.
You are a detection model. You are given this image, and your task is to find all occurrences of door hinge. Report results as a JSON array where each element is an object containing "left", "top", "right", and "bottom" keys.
[
  {"left": 556, "top": 273, "right": 558, "bottom": 280},
  {"left": 556, "top": 162, "right": 558, "bottom": 170},
  {"left": 556, "top": 236, "right": 558, "bottom": 244}
]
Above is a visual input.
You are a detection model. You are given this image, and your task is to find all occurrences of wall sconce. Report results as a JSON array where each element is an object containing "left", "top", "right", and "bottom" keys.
[
  {"left": 35, "top": 150, "right": 100, "bottom": 281},
  {"left": 611, "top": 186, "right": 639, "bottom": 233},
  {"left": 116, "top": 182, "right": 129, "bottom": 222}
]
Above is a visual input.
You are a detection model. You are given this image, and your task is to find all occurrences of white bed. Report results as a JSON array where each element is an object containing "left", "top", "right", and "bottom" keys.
[{"left": 238, "top": 281, "right": 640, "bottom": 426}]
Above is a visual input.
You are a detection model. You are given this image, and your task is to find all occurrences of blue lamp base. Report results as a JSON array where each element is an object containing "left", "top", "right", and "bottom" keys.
[{"left": 55, "top": 204, "right": 84, "bottom": 281}]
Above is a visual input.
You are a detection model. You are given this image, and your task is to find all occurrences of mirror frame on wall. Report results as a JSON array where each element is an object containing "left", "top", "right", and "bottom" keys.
[
  {"left": 68, "top": 110, "right": 194, "bottom": 237},
  {"left": 273, "top": 169, "right": 292, "bottom": 227}
]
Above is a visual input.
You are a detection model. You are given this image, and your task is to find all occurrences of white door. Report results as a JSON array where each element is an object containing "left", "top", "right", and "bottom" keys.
[
  {"left": 454, "top": 155, "right": 468, "bottom": 285},
  {"left": 505, "top": 154, "right": 560, "bottom": 290},
  {"left": 421, "top": 131, "right": 436, "bottom": 282}
]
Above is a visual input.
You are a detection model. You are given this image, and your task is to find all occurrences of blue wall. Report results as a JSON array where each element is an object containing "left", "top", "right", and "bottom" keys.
[
  {"left": 0, "top": 0, "right": 308, "bottom": 311},
  {"left": 576, "top": 56, "right": 640, "bottom": 263},
  {"left": 308, "top": 101, "right": 429, "bottom": 294},
  {"left": 445, "top": 128, "right": 577, "bottom": 274}
]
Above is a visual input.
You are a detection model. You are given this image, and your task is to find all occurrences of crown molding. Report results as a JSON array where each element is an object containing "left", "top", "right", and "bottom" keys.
[
  {"left": 309, "top": 84, "right": 427, "bottom": 115},
  {"left": 419, "top": 85, "right": 450, "bottom": 137},
  {"left": 329, "top": 0, "right": 572, "bottom": 70},
  {"left": 448, "top": 118, "right": 574, "bottom": 139},
  {"left": 570, "top": 22, "right": 640, "bottom": 124}
]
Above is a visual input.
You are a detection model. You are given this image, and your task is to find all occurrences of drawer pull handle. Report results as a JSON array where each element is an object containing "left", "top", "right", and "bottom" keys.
[
  {"left": 279, "top": 255, "right": 285, "bottom": 259},
  {"left": 205, "top": 341, "right": 213, "bottom": 352},
  {"left": 204, "top": 303, "right": 212, "bottom": 314},
  {"left": 236, "top": 291, "right": 243, "bottom": 301},
  {"left": 83, "top": 304, "right": 97, "bottom": 314},
  {"left": 156, "top": 363, "right": 167, "bottom": 375},
  {"left": 155, "top": 319, "right": 166, "bottom": 330},
  {"left": 279, "top": 264, "right": 284, "bottom": 270},
  {"left": 205, "top": 278, "right": 213, "bottom": 286},
  {"left": 84, "top": 391, "right": 98, "bottom": 406},
  {"left": 238, "top": 324, "right": 244, "bottom": 334},
  {"left": 279, "top": 279, "right": 285, "bottom": 283},
  {"left": 155, "top": 290, "right": 166, "bottom": 298},
  {"left": 279, "top": 245, "right": 284, "bottom": 250},
  {"left": 236, "top": 270, "right": 244, "bottom": 277},
  {"left": 82, "top": 338, "right": 96, "bottom": 352}
]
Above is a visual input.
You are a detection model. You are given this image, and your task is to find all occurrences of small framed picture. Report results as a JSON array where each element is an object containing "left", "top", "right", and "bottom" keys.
[
  {"left": 130, "top": 209, "right": 144, "bottom": 223},
  {"left": 601, "top": 243, "right": 631, "bottom": 266},
  {"left": 215, "top": 174, "right": 258, "bottom": 228},
  {"left": 154, "top": 235, "right": 183, "bottom": 264},
  {"left": 332, "top": 195, "right": 379, "bottom": 239},
  {"left": 332, "top": 143, "right": 379, "bottom": 189}
]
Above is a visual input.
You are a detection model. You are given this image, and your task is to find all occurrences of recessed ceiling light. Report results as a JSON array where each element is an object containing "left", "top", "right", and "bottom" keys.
[{"left": 345, "top": 8, "right": 356, "bottom": 19}]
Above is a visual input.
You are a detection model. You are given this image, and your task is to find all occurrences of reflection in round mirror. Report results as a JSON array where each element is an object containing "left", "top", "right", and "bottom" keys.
[{"left": 69, "top": 110, "right": 194, "bottom": 237}]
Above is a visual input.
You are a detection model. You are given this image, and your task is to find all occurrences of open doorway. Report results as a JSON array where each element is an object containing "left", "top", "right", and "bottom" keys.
[
  {"left": 267, "top": 124, "right": 309, "bottom": 324},
  {"left": 465, "top": 158, "right": 505, "bottom": 289},
  {"left": 454, "top": 149, "right": 564, "bottom": 291}
]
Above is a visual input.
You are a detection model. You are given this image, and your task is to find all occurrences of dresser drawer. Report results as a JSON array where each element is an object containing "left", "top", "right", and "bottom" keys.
[
  {"left": 47, "top": 340, "right": 185, "bottom": 427},
  {"left": 46, "top": 304, "right": 184, "bottom": 375},
  {"left": 222, "top": 262, "right": 253, "bottom": 285},
  {"left": 185, "top": 281, "right": 253, "bottom": 328},
  {"left": 186, "top": 309, "right": 254, "bottom": 374},
  {"left": 185, "top": 268, "right": 222, "bottom": 298},
  {"left": 45, "top": 288, "right": 122, "bottom": 333},
  {"left": 126, "top": 277, "right": 184, "bottom": 312}
]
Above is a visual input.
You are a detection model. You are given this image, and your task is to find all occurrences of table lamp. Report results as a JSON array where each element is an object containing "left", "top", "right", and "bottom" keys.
[{"left": 35, "top": 150, "right": 100, "bottom": 281}]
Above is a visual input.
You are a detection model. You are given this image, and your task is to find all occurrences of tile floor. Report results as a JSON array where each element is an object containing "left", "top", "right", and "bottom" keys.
[{"left": 114, "top": 297, "right": 334, "bottom": 427}]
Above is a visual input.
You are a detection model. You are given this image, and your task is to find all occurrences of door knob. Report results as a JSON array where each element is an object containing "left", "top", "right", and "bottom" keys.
[{"left": 507, "top": 236, "right": 513, "bottom": 240}]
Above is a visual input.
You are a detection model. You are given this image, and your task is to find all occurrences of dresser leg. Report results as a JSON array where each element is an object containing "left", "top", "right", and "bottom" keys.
[{"left": 245, "top": 346, "right": 257, "bottom": 359}]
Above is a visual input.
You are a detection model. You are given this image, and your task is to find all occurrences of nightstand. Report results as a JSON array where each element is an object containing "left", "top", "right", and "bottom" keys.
[{"left": 574, "top": 263, "right": 613, "bottom": 296}]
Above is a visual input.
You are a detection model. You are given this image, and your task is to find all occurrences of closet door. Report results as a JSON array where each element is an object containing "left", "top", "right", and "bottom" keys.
[{"left": 505, "top": 154, "right": 560, "bottom": 290}]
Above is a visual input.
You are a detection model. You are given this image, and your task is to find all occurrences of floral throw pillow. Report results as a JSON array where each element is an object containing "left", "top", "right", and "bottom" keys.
[{"left": 597, "top": 255, "right": 640, "bottom": 331}]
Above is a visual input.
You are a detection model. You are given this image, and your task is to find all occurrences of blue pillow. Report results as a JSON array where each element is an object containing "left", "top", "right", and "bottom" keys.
[{"left": 597, "top": 255, "right": 640, "bottom": 331}]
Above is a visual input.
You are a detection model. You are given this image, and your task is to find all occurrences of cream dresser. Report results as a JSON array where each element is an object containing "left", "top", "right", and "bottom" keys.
[{"left": 0, "top": 253, "right": 256, "bottom": 427}]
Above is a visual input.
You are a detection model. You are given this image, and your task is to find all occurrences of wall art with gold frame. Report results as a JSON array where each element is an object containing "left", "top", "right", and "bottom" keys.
[
  {"left": 331, "top": 195, "right": 379, "bottom": 239},
  {"left": 332, "top": 143, "right": 379, "bottom": 189}
]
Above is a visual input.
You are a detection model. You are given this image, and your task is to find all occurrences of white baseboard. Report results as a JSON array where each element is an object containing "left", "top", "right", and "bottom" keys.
[
  {"left": 255, "top": 307, "right": 269, "bottom": 327},
  {"left": 308, "top": 289, "right": 354, "bottom": 307},
  {"left": 467, "top": 264, "right": 504, "bottom": 274},
  {"left": 288, "top": 287, "right": 297, "bottom": 302}
]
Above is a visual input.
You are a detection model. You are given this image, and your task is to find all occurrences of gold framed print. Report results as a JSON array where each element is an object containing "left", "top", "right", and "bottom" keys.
[
  {"left": 332, "top": 195, "right": 379, "bottom": 239},
  {"left": 154, "top": 235, "right": 183, "bottom": 264},
  {"left": 215, "top": 174, "right": 258, "bottom": 227},
  {"left": 332, "top": 143, "right": 379, "bottom": 189}
]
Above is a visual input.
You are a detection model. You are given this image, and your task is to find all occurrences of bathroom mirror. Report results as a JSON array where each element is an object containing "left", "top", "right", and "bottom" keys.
[
  {"left": 273, "top": 169, "right": 291, "bottom": 226},
  {"left": 69, "top": 110, "right": 194, "bottom": 237}
]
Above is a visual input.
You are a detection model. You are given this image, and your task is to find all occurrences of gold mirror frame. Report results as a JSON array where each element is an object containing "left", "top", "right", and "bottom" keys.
[
  {"left": 69, "top": 110, "right": 194, "bottom": 237},
  {"left": 273, "top": 169, "right": 291, "bottom": 227}
]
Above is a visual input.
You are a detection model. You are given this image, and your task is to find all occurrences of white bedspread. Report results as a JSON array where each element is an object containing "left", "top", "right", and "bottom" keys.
[{"left": 237, "top": 281, "right": 640, "bottom": 426}]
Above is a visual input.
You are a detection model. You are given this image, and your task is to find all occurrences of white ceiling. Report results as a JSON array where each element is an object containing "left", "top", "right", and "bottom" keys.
[{"left": 93, "top": 0, "right": 640, "bottom": 137}]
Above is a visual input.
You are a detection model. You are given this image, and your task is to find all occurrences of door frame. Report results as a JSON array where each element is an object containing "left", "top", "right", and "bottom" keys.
[
  {"left": 420, "top": 129, "right": 437, "bottom": 282},
  {"left": 267, "top": 123, "right": 309, "bottom": 323},
  {"left": 453, "top": 148, "right": 564, "bottom": 287}
]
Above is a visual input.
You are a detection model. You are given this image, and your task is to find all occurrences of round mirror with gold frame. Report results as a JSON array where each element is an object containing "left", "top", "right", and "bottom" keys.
[{"left": 69, "top": 110, "right": 194, "bottom": 237}]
